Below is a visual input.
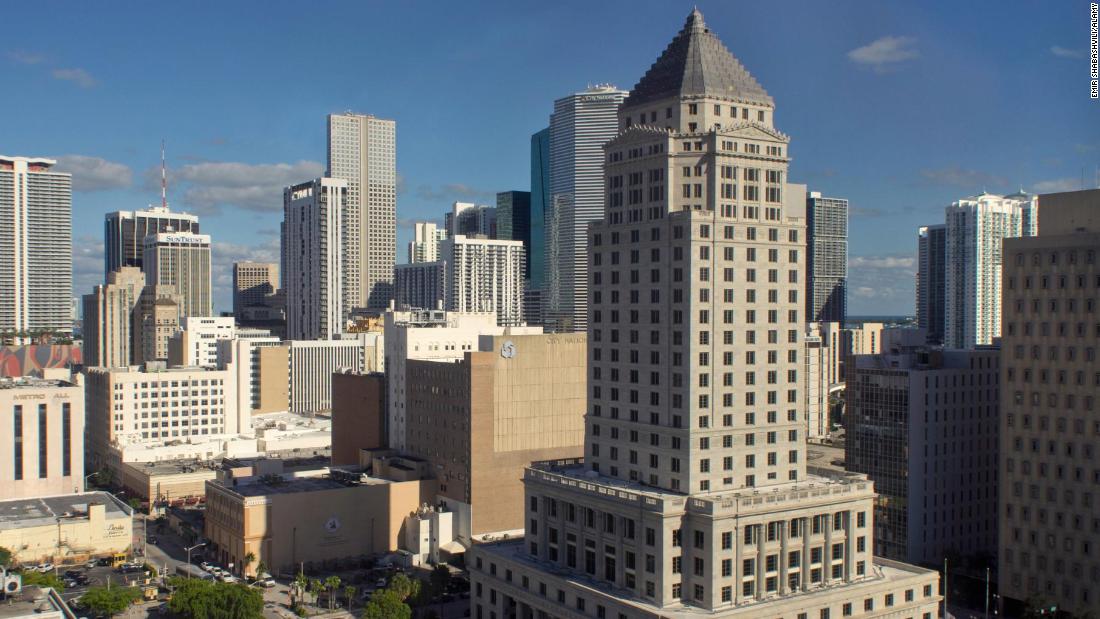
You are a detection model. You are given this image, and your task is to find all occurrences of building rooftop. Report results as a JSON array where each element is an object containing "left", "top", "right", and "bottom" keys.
[
  {"left": 222, "top": 472, "right": 389, "bottom": 498},
  {"left": 625, "top": 9, "right": 772, "bottom": 110},
  {"left": 0, "top": 492, "right": 131, "bottom": 531},
  {"left": 0, "top": 376, "right": 75, "bottom": 390},
  {"left": 0, "top": 584, "right": 72, "bottom": 619}
]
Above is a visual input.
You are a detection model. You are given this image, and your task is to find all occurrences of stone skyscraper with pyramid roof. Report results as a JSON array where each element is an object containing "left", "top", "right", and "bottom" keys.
[{"left": 469, "top": 10, "right": 941, "bottom": 618}]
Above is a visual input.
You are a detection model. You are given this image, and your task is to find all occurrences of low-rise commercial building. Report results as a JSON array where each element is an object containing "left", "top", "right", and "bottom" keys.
[
  {"left": 0, "top": 376, "right": 85, "bottom": 499},
  {"left": 0, "top": 492, "right": 132, "bottom": 565}
]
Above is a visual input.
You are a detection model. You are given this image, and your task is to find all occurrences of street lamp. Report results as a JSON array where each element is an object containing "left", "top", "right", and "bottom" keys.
[{"left": 185, "top": 542, "right": 207, "bottom": 579}]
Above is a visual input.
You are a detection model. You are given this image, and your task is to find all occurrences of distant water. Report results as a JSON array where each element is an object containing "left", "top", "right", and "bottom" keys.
[{"left": 846, "top": 315, "right": 915, "bottom": 327}]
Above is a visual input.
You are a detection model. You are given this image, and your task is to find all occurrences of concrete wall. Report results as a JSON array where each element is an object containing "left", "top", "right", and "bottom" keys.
[
  {"left": 331, "top": 372, "right": 385, "bottom": 466},
  {"left": 256, "top": 345, "right": 289, "bottom": 414}
]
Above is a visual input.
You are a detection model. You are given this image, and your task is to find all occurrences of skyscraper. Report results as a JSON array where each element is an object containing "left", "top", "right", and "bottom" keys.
[
  {"left": 497, "top": 191, "right": 533, "bottom": 275},
  {"left": 446, "top": 201, "right": 496, "bottom": 238},
  {"left": 143, "top": 231, "right": 213, "bottom": 319},
  {"left": 327, "top": 113, "right": 396, "bottom": 311},
  {"left": 104, "top": 206, "right": 199, "bottom": 276},
  {"left": 544, "top": 85, "right": 627, "bottom": 333},
  {"left": 407, "top": 221, "right": 447, "bottom": 263},
  {"left": 806, "top": 192, "right": 848, "bottom": 323},
  {"left": 232, "top": 261, "right": 279, "bottom": 317},
  {"left": 0, "top": 156, "right": 73, "bottom": 341},
  {"left": 470, "top": 11, "right": 940, "bottom": 618},
  {"left": 83, "top": 266, "right": 145, "bottom": 368},
  {"left": 530, "top": 127, "right": 550, "bottom": 294},
  {"left": 998, "top": 189, "right": 1100, "bottom": 617},
  {"left": 442, "top": 235, "right": 526, "bottom": 326},
  {"left": 944, "top": 193, "right": 1033, "bottom": 349},
  {"left": 915, "top": 224, "right": 946, "bottom": 345},
  {"left": 283, "top": 178, "right": 348, "bottom": 341}
]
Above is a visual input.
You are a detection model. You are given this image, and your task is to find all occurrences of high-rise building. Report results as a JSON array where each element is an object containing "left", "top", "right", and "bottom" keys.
[
  {"left": 544, "top": 85, "right": 627, "bottom": 333},
  {"left": 442, "top": 235, "right": 526, "bottom": 327},
  {"left": 446, "top": 202, "right": 496, "bottom": 238},
  {"left": 143, "top": 231, "right": 213, "bottom": 318},
  {"left": 998, "top": 189, "right": 1100, "bottom": 617},
  {"left": 83, "top": 267, "right": 145, "bottom": 368},
  {"left": 232, "top": 261, "right": 279, "bottom": 317},
  {"left": 0, "top": 156, "right": 73, "bottom": 341},
  {"left": 394, "top": 261, "right": 445, "bottom": 311},
  {"left": 944, "top": 192, "right": 1034, "bottom": 349},
  {"left": 915, "top": 224, "right": 946, "bottom": 345},
  {"left": 134, "top": 284, "right": 182, "bottom": 364},
  {"left": 408, "top": 221, "right": 447, "bottom": 263},
  {"left": 104, "top": 206, "right": 199, "bottom": 276},
  {"left": 847, "top": 332, "right": 999, "bottom": 566},
  {"left": 285, "top": 333, "right": 382, "bottom": 414},
  {"left": 497, "top": 191, "right": 533, "bottom": 275},
  {"left": 470, "top": 11, "right": 940, "bottom": 618},
  {"left": 283, "top": 178, "right": 348, "bottom": 341},
  {"left": 327, "top": 113, "right": 397, "bottom": 311},
  {"left": 0, "top": 375, "right": 85, "bottom": 499},
  {"left": 806, "top": 192, "right": 848, "bottom": 323},
  {"left": 530, "top": 127, "right": 550, "bottom": 290}
]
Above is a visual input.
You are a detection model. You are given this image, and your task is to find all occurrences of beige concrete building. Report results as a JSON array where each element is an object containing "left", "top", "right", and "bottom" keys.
[
  {"left": 82, "top": 267, "right": 145, "bottom": 369},
  {"left": 330, "top": 371, "right": 385, "bottom": 466},
  {"left": 405, "top": 333, "right": 586, "bottom": 539},
  {"left": 470, "top": 11, "right": 939, "bottom": 618},
  {"left": 134, "top": 284, "right": 182, "bottom": 364},
  {"left": 0, "top": 376, "right": 84, "bottom": 499},
  {"left": 255, "top": 345, "right": 289, "bottom": 413},
  {"left": 998, "top": 188, "right": 1100, "bottom": 617},
  {"left": 233, "top": 261, "right": 279, "bottom": 317},
  {"left": 0, "top": 492, "right": 132, "bottom": 565},
  {"left": 118, "top": 459, "right": 217, "bottom": 505},
  {"left": 839, "top": 322, "right": 883, "bottom": 380},
  {"left": 144, "top": 232, "right": 212, "bottom": 319},
  {"left": 203, "top": 462, "right": 433, "bottom": 577}
]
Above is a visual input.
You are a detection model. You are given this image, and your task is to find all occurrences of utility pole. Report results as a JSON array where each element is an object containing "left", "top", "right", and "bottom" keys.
[
  {"left": 943, "top": 558, "right": 949, "bottom": 619},
  {"left": 985, "top": 566, "right": 990, "bottom": 619}
]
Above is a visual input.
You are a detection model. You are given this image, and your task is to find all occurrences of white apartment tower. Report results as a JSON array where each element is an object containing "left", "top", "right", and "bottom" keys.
[
  {"left": 442, "top": 235, "right": 526, "bottom": 327},
  {"left": 470, "top": 11, "right": 940, "bottom": 619},
  {"left": 143, "top": 231, "right": 213, "bottom": 318},
  {"left": 327, "top": 113, "right": 397, "bottom": 311},
  {"left": 408, "top": 221, "right": 448, "bottom": 263},
  {"left": 283, "top": 178, "right": 348, "bottom": 341},
  {"left": 544, "top": 85, "right": 627, "bottom": 333},
  {"left": 944, "top": 192, "right": 1035, "bottom": 349},
  {"left": 0, "top": 156, "right": 73, "bottom": 340}
]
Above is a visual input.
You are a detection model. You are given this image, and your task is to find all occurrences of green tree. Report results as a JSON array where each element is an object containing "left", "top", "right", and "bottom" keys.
[
  {"left": 292, "top": 572, "right": 308, "bottom": 606},
  {"left": 242, "top": 551, "right": 255, "bottom": 578},
  {"left": 18, "top": 571, "right": 65, "bottom": 591},
  {"left": 344, "top": 585, "right": 356, "bottom": 610},
  {"left": 255, "top": 560, "right": 268, "bottom": 579},
  {"left": 388, "top": 573, "right": 419, "bottom": 603},
  {"left": 0, "top": 546, "right": 11, "bottom": 568},
  {"left": 308, "top": 578, "right": 323, "bottom": 605},
  {"left": 429, "top": 565, "right": 451, "bottom": 598},
  {"left": 362, "top": 589, "right": 411, "bottom": 619},
  {"left": 324, "top": 576, "right": 341, "bottom": 610},
  {"left": 167, "top": 577, "right": 263, "bottom": 619},
  {"left": 78, "top": 586, "right": 141, "bottom": 618}
]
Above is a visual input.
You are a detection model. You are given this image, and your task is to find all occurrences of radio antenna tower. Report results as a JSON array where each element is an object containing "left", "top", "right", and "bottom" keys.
[{"left": 161, "top": 139, "right": 168, "bottom": 209}]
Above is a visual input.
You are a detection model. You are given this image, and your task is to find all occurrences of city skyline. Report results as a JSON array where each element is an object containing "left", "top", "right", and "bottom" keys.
[{"left": 1, "top": 1, "right": 1096, "bottom": 316}]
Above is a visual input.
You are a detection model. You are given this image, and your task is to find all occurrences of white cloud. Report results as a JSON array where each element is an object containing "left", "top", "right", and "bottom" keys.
[
  {"left": 72, "top": 235, "right": 105, "bottom": 298},
  {"left": 416, "top": 182, "right": 497, "bottom": 203},
  {"left": 1032, "top": 177, "right": 1081, "bottom": 193},
  {"left": 210, "top": 238, "right": 281, "bottom": 312},
  {"left": 847, "top": 36, "right": 919, "bottom": 72},
  {"left": 847, "top": 253, "right": 917, "bottom": 315},
  {"left": 6, "top": 50, "right": 45, "bottom": 65},
  {"left": 849, "top": 255, "right": 915, "bottom": 270},
  {"left": 919, "top": 166, "right": 1006, "bottom": 190},
  {"left": 51, "top": 67, "right": 97, "bottom": 88},
  {"left": 53, "top": 155, "right": 132, "bottom": 191},
  {"left": 162, "top": 160, "right": 323, "bottom": 215},
  {"left": 1051, "top": 46, "right": 1084, "bottom": 59}
]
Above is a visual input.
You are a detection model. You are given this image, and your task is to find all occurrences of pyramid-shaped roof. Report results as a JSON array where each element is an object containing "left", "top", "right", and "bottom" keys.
[{"left": 625, "top": 9, "right": 773, "bottom": 109}]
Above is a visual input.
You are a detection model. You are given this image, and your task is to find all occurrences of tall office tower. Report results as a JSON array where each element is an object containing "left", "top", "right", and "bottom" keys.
[
  {"left": 806, "top": 192, "right": 848, "bottom": 323},
  {"left": 944, "top": 192, "right": 1033, "bottom": 349},
  {"left": 143, "top": 231, "right": 213, "bottom": 318},
  {"left": 470, "top": 11, "right": 940, "bottom": 618},
  {"left": 441, "top": 235, "right": 526, "bottom": 326},
  {"left": 544, "top": 85, "right": 627, "bottom": 333},
  {"left": 394, "top": 261, "right": 445, "bottom": 310},
  {"left": 327, "top": 112, "right": 397, "bottom": 311},
  {"left": 915, "top": 225, "right": 946, "bottom": 345},
  {"left": 0, "top": 375, "right": 84, "bottom": 500},
  {"left": 998, "top": 189, "right": 1100, "bottom": 617},
  {"left": 283, "top": 178, "right": 348, "bottom": 341},
  {"left": 104, "top": 206, "right": 200, "bottom": 276},
  {"left": 134, "top": 284, "right": 182, "bottom": 364},
  {"left": 408, "top": 221, "right": 448, "bottom": 263},
  {"left": 0, "top": 156, "right": 73, "bottom": 341},
  {"left": 446, "top": 202, "right": 497, "bottom": 238},
  {"left": 529, "top": 128, "right": 551, "bottom": 324},
  {"left": 847, "top": 330, "right": 999, "bottom": 566},
  {"left": 497, "top": 191, "right": 533, "bottom": 272},
  {"left": 83, "top": 266, "right": 145, "bottom": 368},
  {"left": 232, "top": 261, "right": 279, "bottom": 317}
]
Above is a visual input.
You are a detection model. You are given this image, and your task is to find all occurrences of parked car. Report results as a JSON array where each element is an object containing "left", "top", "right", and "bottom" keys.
[
  {"left": 37, "top": 563, "right": 54, "bottom": 573},
  {"left": 220, "top": 574, "right": 238, "bottom": 584},
  {"left": 199, "top": 562, "right": 212, "bottom": 572},
  {"left": 64, "top": 579, "right": 78, "bottom": 588},
  {"left": 85, "top": 560, "right": 98, "bottom": 569},
  {"left": 375, "top": 578, "right": 387, "bottom": 589},
  {"left": 261, "top": 578, "right": 276, "bottom": 588}
]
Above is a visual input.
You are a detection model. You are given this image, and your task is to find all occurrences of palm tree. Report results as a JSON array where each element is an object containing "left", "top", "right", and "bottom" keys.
[
  {"left": 308, "top": 579, "right": 322, "bottom": 606},
  {"left": 255, "top": 560, "right": 268, "bottom": 580},
  {"left": 324, "top": 576, "right": 341, "bottom": 610},
  {"left": 242, "top": 552, "right": 256, "bottom": 578},
  {"left": 343, "top": 585, "right": 356, "bottom": 610},
  {"left": 292, "top": 572, "right": 308, "bottom": 607}
]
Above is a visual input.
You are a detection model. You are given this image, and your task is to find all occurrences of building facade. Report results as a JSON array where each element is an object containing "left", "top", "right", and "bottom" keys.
[
  {"left": 283, "top": 178, "right": 348, "bottom": 341},
  {"left": 544, "top": 86, "right": 627, "bottom": 333},
  {"left": 104, "top": 205, "right": 199, "bottom": 276},
  {"left": 497, "top": 191, "right": 533, "bottom": 276},
  {"left": 134, "top": 284, "right": 182, "bottom": 364},
  {"left": 847, "top": 339, "right": 999, "bottom": 566},
  {"left": 806, "top": 192, "right": 848, "bottom": 324},
  {"left": 286, "top": 334, "right": 382, "bottom": 414},
  {"left": 442, "top": 235, "right": 526, "bottom": 327},
  {"left": 998, "top": 189, "right": 1100, "bottom": 617},
  {"left": 0, "top": 492, "right": 132, "bottom": 566},
  {"left": 232, "top": 261, "right": 279, "bottom": 317},
  {"left": 0, "top": 156, "right": 73, "bottom": 340},
  {"left": 82, "top": 267, "right": 145, "bottom": 369},
  {"left": 944, "top": 193, "right": 1033, "bottom": 349},
  {"left": 916, "top": 224, "right": 946, "bottom": 345},
  {"left": 447, "top": 202, "right": 497, "bottom": 238},
  {"left": 408, "top": 221, "right": 447, "bottom": 264},
  {"left": 327, "top": 112, "right": 396, "bottom": 311},
  {"left": 471, "top": 11, "right": 940, "bottom": 619},
  {"left": 143, "top": 231, "right": 213, "bottom": 319},
  {"left": 394, "top": 261, "right": 445, "bottom": 311},
  {"left": 0, "top": 376, "right": 85, "bottom": 499},
  {"left": 330, "top": 372, "right": 386, "bottom": 466},
  {"left": 529, "top": 128, "right": 551, "bottom": 325}
]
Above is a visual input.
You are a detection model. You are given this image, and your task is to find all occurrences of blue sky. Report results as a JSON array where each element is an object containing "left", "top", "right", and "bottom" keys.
[{"left": 2, "top": 1, "right": 1097, "bottom": 315}]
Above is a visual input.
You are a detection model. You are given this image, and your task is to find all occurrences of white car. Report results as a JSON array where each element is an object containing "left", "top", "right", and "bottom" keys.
[
  {"left": 37, "top": 563, "right": 54, "bottom": 573},
  {"left": 261, "top": 578, "right": 276, "bottom": 588},
  {"left": 220, "top": 574, "right": 238, "bottom": 584},
  {"left": 199, "top": 562, "right": 212, "bottom": 572}
]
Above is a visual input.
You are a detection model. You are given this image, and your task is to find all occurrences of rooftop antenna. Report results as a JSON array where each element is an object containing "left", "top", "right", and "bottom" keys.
[{"left": 161, "top": 139, "right": 168, "bottom": 209}]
